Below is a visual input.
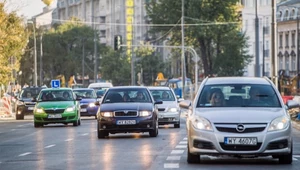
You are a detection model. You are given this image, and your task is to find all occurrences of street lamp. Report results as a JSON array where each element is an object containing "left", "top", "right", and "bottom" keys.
[{"left": 27, "top": 20, "right": 37, "bottom": 86}]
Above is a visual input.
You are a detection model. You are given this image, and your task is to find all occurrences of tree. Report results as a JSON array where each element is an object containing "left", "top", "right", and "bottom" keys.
[
  {"left": 146, "top": 0, "right": 252, "bottom": 77},
  {"left": 0, "top": 2, "right": 27, "bottom": 86},
  {"left": 100, "top": 49, "right": 131, "bottom": 86}
]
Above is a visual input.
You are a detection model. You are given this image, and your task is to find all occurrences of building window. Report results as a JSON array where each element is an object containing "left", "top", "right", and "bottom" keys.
[
  {"left": 279, "top": 34, "right": 283, "bottom": 48},
  {"left": 285, "top": 33, "right": 289, "bottom": 48},
  {"left": 292, "top": 55, "right": 296, "bottom": 71},
  {"left": 285, "top": 52, "right": 290, "bottom": 71},
  {"left": 292, "top": 32, "right": 295, "bottom": 47},
  {"left": 279, "top": 56, "right": 283, "bottom": 70}
]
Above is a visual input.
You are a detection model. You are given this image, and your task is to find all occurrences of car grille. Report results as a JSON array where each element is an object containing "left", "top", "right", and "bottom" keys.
[
  {"left": 158, "top": 108, "right": 165, "bottom": 112},
  {"left": 114, "top": 111, "right": 138, "bottom": 117},
  {"left": 24, "top": 102, "right": 36, "bottom": 107},
  {"left": 80, "top": 104, "right": 88, "bottom": 109},
  {"left": 214, "top": 123, "right": 267, "bottom": 133},
  {"left": 219, "top": 143, "right": 262, "bottom": 151},
  {"left": 44, "top": 109, "right": 65, "bottom": 114}
]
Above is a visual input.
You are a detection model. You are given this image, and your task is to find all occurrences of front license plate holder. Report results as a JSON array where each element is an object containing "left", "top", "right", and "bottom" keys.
[
  {"left": 116, "top": 120, "right": 136, "bottom": 125},
  {"left": 224, "top": 137, "right": 257, "bottom": 145},
  {"left": 48, "top": 114, "right": 62, "bottom": 119}
]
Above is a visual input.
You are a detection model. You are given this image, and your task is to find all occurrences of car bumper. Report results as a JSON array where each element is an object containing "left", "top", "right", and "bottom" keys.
[
  {"left": 80, "top": 107, "right": 98, "bottom": 116},
  {"left": 98, "top": 116, "right": 155, "bottom": 133},
  {"left": 158, "top": 112, "right": 180, "bottom": 124},
  {"left": 34, "top": 112, "right": 78, "bottom": 123},
  {"left": 188, "top": 123, "right": 292, "bottom": 156}
]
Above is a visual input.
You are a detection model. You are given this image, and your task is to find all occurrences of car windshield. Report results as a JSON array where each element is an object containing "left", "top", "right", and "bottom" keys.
[
  {"left": 197, "top": 84, "right": 281, "bottom": 108},
  {"left": 20, "top": 88, "right": 43, "bottom": 98},
  {"left": 73, "top": 90, "right": 97, "bottom": 99},
  {"left": 150, "top": 89, "right": 175, "bottom": 101},
  {"left": 102, "top": 89, "right": 152, "bottom": 103},
  {"left": 38, "top": 90, "right": 74, "bottom": 101},
  {"left": 96, "top": 89, "right": 107, "bottom": 97}
]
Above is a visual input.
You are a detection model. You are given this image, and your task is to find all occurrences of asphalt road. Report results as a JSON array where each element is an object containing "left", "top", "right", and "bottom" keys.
[{"left": 1, "top": 116, "right": 300, "bottom": 170}]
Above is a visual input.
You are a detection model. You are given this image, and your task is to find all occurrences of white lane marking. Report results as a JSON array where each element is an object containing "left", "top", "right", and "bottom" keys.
[
  {"left": 18, "top": 152, "right": 32, "bottom": 157},
  {"left": 65, "top": 138, "right": 73, "bottom": 142},
  {"left": 11, "top": 129, "right": 16, "bottom": 131},
  {"left": 293, "top": 158, "right": 298, "bottom": 161},
  {"left": 183, "top": 137, "right": 187, "bottom": 141},
  {"left": 179, "top": 141, "right": 188, "bottom": 145},
  {"left": 81, "top": 133, "right": 89, "bottom": 136},
  {"left": 164, "top": 163, "right": 179, "bottom": 168},
  {"left": 44, "top": 144, "right": 56, "bottom": 149},
  {"left": 17, "top": 123, "right": 32, "bottom": 127},
  {"left": 171, "top": 150, "right": 184, "bottom": 154},
  {"left": 175, "top": 145, "right": 186, "bottom": 149},
  {"left": 293, "top": 155, "right": 300, "bottom": 158},
  {"left": 166, "top": 156, "right": 181, "bottom": 161}
]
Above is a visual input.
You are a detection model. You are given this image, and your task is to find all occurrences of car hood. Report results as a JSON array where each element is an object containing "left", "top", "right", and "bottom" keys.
[
  {"left": 100, "top": 103, "right": 153, "bottom": 111},
  {"left": 194, "top": 107, "right": 286, "bottom": 123},
  {"left": 157, "top": 101, "right": 178, "bottom": 109},
  {"left": 80, "top": 98, "right": 96, "bottom": 104},
  {"left": 37, "top": 101, "right": 76, "bottom": 109}
]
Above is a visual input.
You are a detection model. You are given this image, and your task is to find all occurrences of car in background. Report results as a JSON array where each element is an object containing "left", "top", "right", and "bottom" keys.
[
  {"left": 148, "top": 86, "right": 181, "bottom": 128},
  {"left": 33, "top": 88, "right": 81, "bottom": 127},
  {"left": 15, "top": 86, "right": 46, "bottom": 120},
  {"left": 88, "top": 82, "right": 113, "bottom": 90},
  {"left": 96, "top": 89, "right": 107, "bottom": 99},
  {"left": 73, "top": 88, "right": 99, "bottom": 119},
  {"left": 181, "top": 77, "right": 298, "bottom": 164},
  {"left": 96, "top": 86, "right": 162, "bottom": 138}
]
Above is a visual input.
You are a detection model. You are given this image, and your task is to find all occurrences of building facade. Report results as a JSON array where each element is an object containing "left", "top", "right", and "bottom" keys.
[
  {"left": 277, "top": 0, "right": 300, "bottom": 77},
  {"left": 241, "top": 0, "right": 272, "bottom": 77}
]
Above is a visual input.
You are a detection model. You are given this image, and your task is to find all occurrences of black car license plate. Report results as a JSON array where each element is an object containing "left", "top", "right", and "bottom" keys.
[
  {"left": 116, "top": 120, "right": 136, "bottom": 125},
  {"left": 224, "top": 137, "right": 257, "bottom": 145}
]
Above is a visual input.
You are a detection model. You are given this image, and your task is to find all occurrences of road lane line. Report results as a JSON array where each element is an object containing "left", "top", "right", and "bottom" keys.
[
  {"left": 164, "top": 163, "right": 179, "bottom": 168},
  {"left": 18, "top": 152, "right": 32, "bottom": 157},
  {"left": 65, "top": 138, "right": 73, "bottom": 142},
  {"left": 293, "top": 158, "right": 298, "bottom": 161},
  {"left": 44, "top": 144, "right": 56, "bottom": 149},
  {"left": 166, "top": 156, "right": 181, "bottom": 161},
  {"left": 175, "top": 145, "right": 186, "bottom": 149},
  {"left": 11, "top": 129, "right": 16, "bottom": 131},
  {"left": 171, "top": 150, "right": 184, "bottom": 154},
  {"left": 179, "top": 141, "right": 187, "bottom": 145},
  {"left": 183, "top": 137, "right": 187, "bottom": 140},
  {"left": 293, "top": 155, "right": 300, "bottom": 158},
  {"left": 81, "top": 133, "right": 89, "bottom": 136}
]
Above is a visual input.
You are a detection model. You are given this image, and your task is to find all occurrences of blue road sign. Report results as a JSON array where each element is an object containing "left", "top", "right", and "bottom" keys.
[{"left": 51, "top": 79, "right": 60, "bottom": 88}]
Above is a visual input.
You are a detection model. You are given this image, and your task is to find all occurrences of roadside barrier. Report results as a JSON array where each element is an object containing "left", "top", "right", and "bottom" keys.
[{"left": 0, "top": 96, "right": 12, "bottom": 118}]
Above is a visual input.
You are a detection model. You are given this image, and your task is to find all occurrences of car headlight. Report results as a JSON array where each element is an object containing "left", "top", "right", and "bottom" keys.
[
  {"left": 100, "top": 112, "right": 114, "bottom": 117},
  {"left": 35, "top": 108, "right": 44, "bottom": 114},
  {"left": 139, "top": 111, "right": 152, "bottom": 117},
  {"left": 268, "top": 116, "right": 289, "bottom": 131},
  {"left": 168, "top": 107, "right": 178, "bottom": 112},
  {"left": 89, "top": 103, "right": 96, "bottom": 107},
  {"left": 192, "top": 116, "right": 213, "bottom": 131},
  {"left": 65, "top": 106, "right": 75, "bottom": 112}
]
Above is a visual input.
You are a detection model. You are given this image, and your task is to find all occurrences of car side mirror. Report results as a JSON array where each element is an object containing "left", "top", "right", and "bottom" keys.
[
  {"left": 154, "top": 100, "right": 163, "bottom": 105},
  {"left": 32, "top": 98, "right": 37, "bottom": 102},
  {"left": 95, "top": 101, "right": 100, "bottom": 106},
  {"left": 286, "top": 100, "right": 299, "bottom": 109},
  {"left": 177, "top": 98, "right": 184, "bottom": 103},
  {"left": 179, "top": 100, "right": 192, "bottom": 109}
]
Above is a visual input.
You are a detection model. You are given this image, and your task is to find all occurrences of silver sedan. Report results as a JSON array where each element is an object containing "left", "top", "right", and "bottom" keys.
[{"left": 180, "top": 77, "right": 299, "bottom": 164}]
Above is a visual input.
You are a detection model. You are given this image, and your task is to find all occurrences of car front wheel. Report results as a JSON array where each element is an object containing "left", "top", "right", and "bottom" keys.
[
  {"left": 278, "top": 144, "right": 293, "bottom": 164},
  {"left": 149, "top": 120, "right": 158, "bottom": 137},
  {"left": 187, "top": 142, "right": 200, "bottom": 164}
]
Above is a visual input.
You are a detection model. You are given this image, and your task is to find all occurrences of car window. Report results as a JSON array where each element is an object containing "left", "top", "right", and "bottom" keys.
[
  {"left": 102, "top": 89, "right": 152, "bottom": 103},
  {"left": 73, "top": 90, "right": 97, "bottom": 99},
  {"left": 197, "top": 84, "right": 281, "bottom": 108},
  {"left": 39, "top": 90, "right": 74, "bottom": 101},
  {"left": 150, "top": 89, "right": 175, "bottom": 101},
  {"left": 20, "top": 88, "right": 43, "bottom": 98}
]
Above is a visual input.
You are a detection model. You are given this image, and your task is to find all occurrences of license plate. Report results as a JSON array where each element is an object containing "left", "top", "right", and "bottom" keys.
[
  {"left": 80, "top": 108, "right": 87, "bottom": 112},
  {"left": 117, "top": 120, "right": 136, "bottom": 125},
  {"left": 48, "top": 114, "right": 62, "bottom": 119},
  {"left": 28, "top": 107, "right": 34, "bottom": 110},
  {"left": 224, "top": 137, "right": 257, "bottom": 145}
]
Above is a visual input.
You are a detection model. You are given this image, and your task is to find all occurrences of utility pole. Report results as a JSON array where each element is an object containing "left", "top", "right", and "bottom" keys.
[
  {"left": 181, "top": 0, "right": 185, "bottom": 98},
  {"left": 255, "top": 0, "right": 260, "bottom": 77},
  {"left": 297, "top": 15, "right": 299, "bottom": 89},
  {"left": 40, "top": 32, "right": 43, "bottom": 86},
  {"left": 271, "top": 0, "right": 277, "bottom": 87},
  {"left": 92, "top": 1, "right": 98, "bottom": 83},
  {"left": 262, "top": 26, "right": 265, "bottom": 77},
  {"left": 82, "top": 39, "right": 85, "bottom": 86}
]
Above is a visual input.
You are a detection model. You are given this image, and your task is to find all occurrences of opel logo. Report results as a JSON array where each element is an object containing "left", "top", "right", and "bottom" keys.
[{"left": 236, "top": 124, "right": 245, "bottom": 132}]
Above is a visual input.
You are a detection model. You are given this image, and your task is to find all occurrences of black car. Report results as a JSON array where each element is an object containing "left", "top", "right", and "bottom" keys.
[
  {"left": 15, "top": 86, "right": 46, "bottom": 120},
  {"left": 96, "top": 86, "right": 162, "bottom": 138}
]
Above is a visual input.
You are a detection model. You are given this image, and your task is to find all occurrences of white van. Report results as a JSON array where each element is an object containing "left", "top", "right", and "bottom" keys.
[{"left": 88, "top": 82, "right": 113, "bottom": 90}]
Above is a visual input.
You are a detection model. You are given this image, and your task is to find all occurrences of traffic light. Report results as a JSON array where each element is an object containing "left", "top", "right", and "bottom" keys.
[{"left": 114, "top": 35, "right": 122, "bottom": 51}]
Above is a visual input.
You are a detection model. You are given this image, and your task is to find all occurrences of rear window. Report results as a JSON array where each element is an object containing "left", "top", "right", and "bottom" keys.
[{"left": 197, "top": 84, "right": 281, "bottom": 108}]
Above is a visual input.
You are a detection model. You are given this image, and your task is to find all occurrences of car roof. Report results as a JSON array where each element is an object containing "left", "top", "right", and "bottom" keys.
[
  {"left": 88, "top": 82, "right": 113, "bottom": 87},
  {"left": 108, "top": 86, "right": 148, "bottom": 90},
  {"left": 41, "top": 88, "right": 72, "bottom": 91},
  {"left": 72, "top": 88, "right": 94, "bottom": 91},
  {"left": 204, "top": 77, "right": 271, "bottom": 85},
  {"left": 147, "top": 86, "right": 171, "bottom": 90}
]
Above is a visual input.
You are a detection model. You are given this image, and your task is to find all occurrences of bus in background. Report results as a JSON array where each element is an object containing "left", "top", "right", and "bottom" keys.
[{"left": 165, "top": 77, "right": 192, "bottom": 99}]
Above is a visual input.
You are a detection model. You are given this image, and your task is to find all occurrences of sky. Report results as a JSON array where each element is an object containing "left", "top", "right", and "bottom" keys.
[{"left": 4, "top": 0, "right": 57, "bottom": 19}]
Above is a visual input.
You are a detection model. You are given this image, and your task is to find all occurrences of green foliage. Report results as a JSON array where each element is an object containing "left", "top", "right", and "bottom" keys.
[
  {"left": 100, "top": 49, "right": 131, "bottom": 86},
  {"left": 0, "top": 3, "right": 27, "bottom": 85},
  {"left": 146, "top": 0, "right": 252, "bottom": 77}
]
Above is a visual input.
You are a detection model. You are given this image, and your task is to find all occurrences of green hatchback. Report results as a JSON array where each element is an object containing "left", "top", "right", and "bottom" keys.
[{"left": 33, "top": 88, "right": 81, "bottom": 127}]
